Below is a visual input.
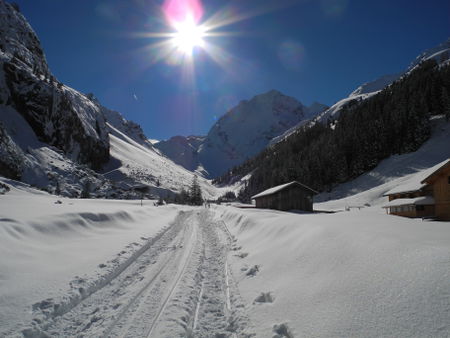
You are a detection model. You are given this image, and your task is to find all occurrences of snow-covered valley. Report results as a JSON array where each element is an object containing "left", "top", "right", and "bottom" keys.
[
  {"left": 2, "top": 116, "right": 450, "bottom": 337},
  {"left": 1, "top": 178, "right": 449, "bottom": 337}
]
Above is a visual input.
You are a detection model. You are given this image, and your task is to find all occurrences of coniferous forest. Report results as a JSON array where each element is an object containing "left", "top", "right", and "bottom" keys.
[{"left": 214, "top": 59, "right": 450, "bottom": 201}]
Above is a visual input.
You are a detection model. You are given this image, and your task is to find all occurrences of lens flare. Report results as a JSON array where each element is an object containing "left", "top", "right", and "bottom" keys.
[{"left": 163, "top": 0, "right": 204, "bottom": 26}]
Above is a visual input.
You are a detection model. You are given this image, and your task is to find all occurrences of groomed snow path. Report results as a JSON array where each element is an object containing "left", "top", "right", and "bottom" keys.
[{"left": 25, "top": 209, "right": 250, "bottom": 338}]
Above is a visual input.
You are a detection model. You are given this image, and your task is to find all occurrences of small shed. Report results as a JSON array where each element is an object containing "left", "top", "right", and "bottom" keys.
[{"left": 251, "top": 181, "right": 317, "bottom": 211}]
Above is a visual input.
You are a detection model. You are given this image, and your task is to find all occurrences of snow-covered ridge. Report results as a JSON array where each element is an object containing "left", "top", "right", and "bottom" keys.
[
  {"left": 313, "top": 38, "right": 450, "bottom": 125},
  {"left": 407, "top": 38, "right": 450, "bottom": 72},
  {"left": 349, "top": 73, "right": 402, "bottom": 97}
]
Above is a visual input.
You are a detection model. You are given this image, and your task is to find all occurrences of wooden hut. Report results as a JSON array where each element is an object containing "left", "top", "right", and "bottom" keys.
[
  {"left": 383, "top": 159, "right": 450, "bottom": 220},
  {"left": 251, "top": 181, "right": 317, "bottom": 211}
]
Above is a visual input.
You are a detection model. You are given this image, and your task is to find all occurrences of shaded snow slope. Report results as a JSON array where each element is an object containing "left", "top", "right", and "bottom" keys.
[
  {"left": 154, "top": 135, "right": 205, "bottom": 173},
  {"left": 315, "top": 117, "right": 450, "bottom": 209},
  {"left": 0, "top": 179, "right": 182, "bottom": 336},
  {"left": 0, "top": 105, "right": 113, "bottom": 197},
  {"left": 220, "top": 205, "right": 450, "bottom": 337}
]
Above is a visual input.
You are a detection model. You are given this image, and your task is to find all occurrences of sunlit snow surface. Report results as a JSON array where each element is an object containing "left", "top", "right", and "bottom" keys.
[{"left": 0, "top": 182, "right": 183, "bottom": 335}]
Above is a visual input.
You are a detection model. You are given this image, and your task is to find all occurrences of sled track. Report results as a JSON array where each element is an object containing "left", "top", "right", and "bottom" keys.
[
  {"left": 27, "top": 210, "right": 191, "bottom": 337},
  {"left": 102, "top": 221, "right": 196, "bottom": 337},
  {"left": 25, "top": 209, "right": 252, "bottom": 337},
  {"left": 145, "top": 223, "right": 198, "bottom": 337}
]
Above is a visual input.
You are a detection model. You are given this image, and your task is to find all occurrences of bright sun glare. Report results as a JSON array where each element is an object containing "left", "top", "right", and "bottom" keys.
[{"left": 172, "top": 15, "right": 205, "bottom": 54}]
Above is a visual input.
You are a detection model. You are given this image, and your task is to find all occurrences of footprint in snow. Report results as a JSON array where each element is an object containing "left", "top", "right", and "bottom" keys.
[
  {"left": 246, "top": 265, "right": 260, "bottom": 277},
  {"left": 236, "top": 252, "right": 248, "bottom": 258},
  {"left": 273, "top": 323, "right": 294, "bottom": 338},
  {"left": 254, "top": 292, "right": 274, "bottom": 304}
]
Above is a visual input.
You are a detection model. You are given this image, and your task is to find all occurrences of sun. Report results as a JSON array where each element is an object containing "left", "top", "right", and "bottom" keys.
[{"left": 172, "top": 15, "right": 205, "bottom": 54}]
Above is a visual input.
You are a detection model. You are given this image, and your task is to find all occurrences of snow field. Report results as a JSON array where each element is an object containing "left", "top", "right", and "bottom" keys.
[
  {"left": 0, "top": 181, "right": 181, "bottom": 336},
  {"left": 219, "top": 206, "right": 450, "bottom": 337},
  {"left": 1, "top": 184, "right": 251, "bottom": 337}
]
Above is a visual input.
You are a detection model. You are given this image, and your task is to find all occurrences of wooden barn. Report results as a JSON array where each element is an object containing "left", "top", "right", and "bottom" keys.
[
  {"left": 383, "top": 159, "right": 450, "bottom": 220},
  {"left": 251, "top": 181, "right": 317, "bottom": 212}
]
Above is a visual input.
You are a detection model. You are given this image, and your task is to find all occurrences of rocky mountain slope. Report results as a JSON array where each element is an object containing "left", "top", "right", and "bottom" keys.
[
  {"left": 0, "top": 0, "right": 216, "bottom": 198},
  {"left": 155, "top": 90, "right": 327, "bottom": 178}
]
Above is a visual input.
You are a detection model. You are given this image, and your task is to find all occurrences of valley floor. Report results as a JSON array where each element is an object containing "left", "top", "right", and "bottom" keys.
[{"left": 1, "top": 182, "right": 450, "bottom": 337}]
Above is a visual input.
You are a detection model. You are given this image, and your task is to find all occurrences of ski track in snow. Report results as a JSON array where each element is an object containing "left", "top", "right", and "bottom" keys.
[{"left": 24, "top": 209, "right": 251, "bottom": 338}]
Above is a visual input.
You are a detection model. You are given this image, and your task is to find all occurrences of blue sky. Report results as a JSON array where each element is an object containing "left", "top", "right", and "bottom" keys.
[{"left": 14, "top": 0, "right": 450, "bottom": 140}]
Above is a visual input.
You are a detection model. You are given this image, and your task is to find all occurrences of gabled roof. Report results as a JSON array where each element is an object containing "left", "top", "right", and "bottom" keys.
[
  {"left": 421, "top": 159, "right": 450, "bottom": 184},
  {"left": 251, "top": 181, "right": 317, "bottom": 199},
  {"left": 384, "top": 159, "right": 450, "bottom": 196},
  {"left": 382, "top": 196, "right": 435, "bottom": 208}
]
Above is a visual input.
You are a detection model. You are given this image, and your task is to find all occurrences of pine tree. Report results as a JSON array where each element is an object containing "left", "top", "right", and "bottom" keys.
[
  {"left": 81, "top": 179, "right": 91, "bottom": 199},
  {"left": 55, "top": 180, "right": 61, "bottom": 195},
  {"left": 189, "top": 176, "right": 203, "bottom": 205},
  {"left": 441, "top": 87, "right": 450, "bottom": 121}
]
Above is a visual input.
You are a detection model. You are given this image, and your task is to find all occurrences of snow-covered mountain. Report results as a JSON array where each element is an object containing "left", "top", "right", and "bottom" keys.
[
  {"left": 313, "top": 38, "right": 450, "bottom": 125},
  {"left": 407, "top": 38, "right": 450, "bottom": 71},
  {"left": 156, "top": 90, "right": 327, "bottom": 178},
  {"left": 0, "top": 0, "right": 217, "bottom": 198},
  {"left": 154, "top": 135, "right": 205, "bottom": 173}
]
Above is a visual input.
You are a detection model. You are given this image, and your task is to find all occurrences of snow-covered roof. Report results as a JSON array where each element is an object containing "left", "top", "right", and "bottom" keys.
[
  {"left": 384, "top": 159, "right": 450, "bottom": 196},
  {"left": 421, "top": 158, "right": 450, "bottom": 184},
  {"left": 382, "top": 196, "right": 435, "bottom": 208},
  {"left": 251, "top": 181, "right": 317, "bottom": 199}
]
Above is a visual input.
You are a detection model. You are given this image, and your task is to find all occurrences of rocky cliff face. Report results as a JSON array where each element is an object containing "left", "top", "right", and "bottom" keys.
[{"left": 0, "top": 0, "right": 110, "bottom": 179}]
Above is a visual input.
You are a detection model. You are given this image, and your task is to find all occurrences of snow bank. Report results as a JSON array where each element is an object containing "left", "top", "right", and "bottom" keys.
[
  {"left": 0, "top": 180, "right": 182, "bottom": 336},
  {"left": 219, "top": 206, "right": 450, "bottom": 337}
]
